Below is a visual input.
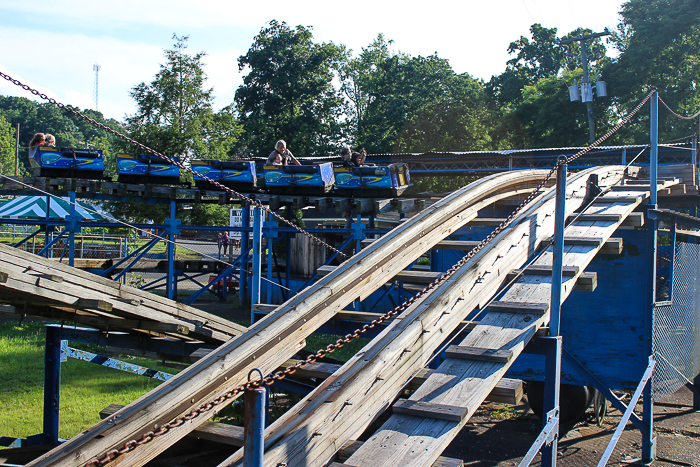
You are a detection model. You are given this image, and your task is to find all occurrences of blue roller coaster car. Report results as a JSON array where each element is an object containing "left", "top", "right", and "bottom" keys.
[
  {"left": 333, "top": 162, "right": 412, "bottom": 197},
  {"left": 191, "top": 159, "right": 257, "bottom": 190},
  {"left": 116, "top": 153, "right": 181, "bottom": 185},
  {"left": 263, "top": 162, "right": 335, "bottom": 195},
  {"left": 30, "top": 146, "right": 105, "bottom": 179}
]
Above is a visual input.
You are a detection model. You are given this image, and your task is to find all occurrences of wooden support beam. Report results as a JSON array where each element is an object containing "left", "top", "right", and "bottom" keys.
[
  {"left": 397, "top": 198, "right": 416, "bottom": 213},
  {"left": 392, "top": 399, "right": 469, "bottom": 423},
  {"left": 487, "top": 301, "right": 549, "bottom": 315},
  {"left": 373, "top": 198, "right": 395, "bottom": 215},
  {"left": 355, "top": 198, "right": 375, "bottom": 214},
  {"left": 317, "top": 265, "right": 441, "bottom": 285},
  {"left": 444, "top": 345, "right": 513, "bottom": 363},
  {"left": 509, "top": 265, "right": 579, "bottom": 276},
  {"left": 362, "top": 238, "right": 481, "bottom": 251},
  {"left": 334, "top": 198, "right": 351, "bottom": 213}
]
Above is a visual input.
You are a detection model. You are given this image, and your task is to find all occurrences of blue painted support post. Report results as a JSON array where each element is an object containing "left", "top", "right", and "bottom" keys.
[
  {"left": 240, "top": 207, "right": 250, "bottom": 301},
  {"left": 550, "top": 157, "right": 567, "bottom": 336},
  {"left": 650, "top": 92, "right": 658, "bottom": 206},
  {"left": 642, "top": 92, "right": 659, "bottom": 462},
  {"left": 43, "top": 326, "right": 66, "bottom": 445},
  {"left": 265, "top": 213, "right": 276, "bottom": 304},
  {"left": 540, "top": 336, "right": 562, "bottom": 466},
  {"left": 68, "top": 192, "right": 76, "bottom": 267},
  {"left": 45, "top": 195, "right": 51, "bottom": 258},
  {"left": 692, "top": 135, "right": 697, "bottom": 168},
  {"left": 244, "top": 372, "right": 267, "bottom": 467},
  {"left": 165, "top": 200, "right": 180, "bottom": 300},
  {"left": 251, "top": 207, "right": 262, "bottom": 306},
  {"left": 352, "top": 217, "right": 366, "bottom": 311}
]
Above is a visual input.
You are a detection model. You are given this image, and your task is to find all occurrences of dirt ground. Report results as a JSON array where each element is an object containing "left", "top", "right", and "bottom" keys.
[{"left": 443, "top": 385, "right": 700, "bottom": 466}]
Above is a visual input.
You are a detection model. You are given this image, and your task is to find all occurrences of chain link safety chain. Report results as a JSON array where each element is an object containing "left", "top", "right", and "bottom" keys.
[
  {"left": 0, "top": 71, "right": 348, "bottom": 261},
  {"left": 658, "top": 96, "right": 700, "bottom": 121},
  {"left": 68, "top": 82, "right": 650, "bottom": 466}
]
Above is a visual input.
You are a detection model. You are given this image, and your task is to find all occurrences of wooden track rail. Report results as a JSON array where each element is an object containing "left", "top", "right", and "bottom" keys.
[
  {"left": 25, "top": 169, "right": 550, "bottom": 467},
  {"left": 217, "top": 166, "right": 630, "bottom": 467}
]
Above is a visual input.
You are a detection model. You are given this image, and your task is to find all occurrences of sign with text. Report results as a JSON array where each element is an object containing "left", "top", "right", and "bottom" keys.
[{"left": 230, "top": 208, "right": 243, "bottom": 239}]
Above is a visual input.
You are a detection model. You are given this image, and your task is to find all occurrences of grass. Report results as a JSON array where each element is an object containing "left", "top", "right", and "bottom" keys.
[
  {"left": 0, "top": 321, "right": 168, "bottom": 442},
  {"left": 0, "top": 313, "right": 373, "bottom": 441}
]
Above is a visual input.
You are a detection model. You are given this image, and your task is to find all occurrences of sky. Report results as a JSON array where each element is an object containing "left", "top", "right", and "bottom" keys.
[{"left": 0, "top": 0, "right": 627, "bottom": 123}]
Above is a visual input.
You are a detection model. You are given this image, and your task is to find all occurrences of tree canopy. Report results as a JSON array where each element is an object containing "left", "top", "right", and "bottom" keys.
[{"left": 235, "top": 21, "right": 345, "bottom": 159}]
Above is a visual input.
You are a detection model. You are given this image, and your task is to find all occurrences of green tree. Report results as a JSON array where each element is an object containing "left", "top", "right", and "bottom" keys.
[
  {"left": 395, "top": 76, "right": 509, "bottom": 152},
  {"left": 235, "top": 20, "right": 346, "bottom": 159},
  {"left": 358, "top": 53, "right": 478, "bottom": 153},
  {"left": 0, "top": 115, "right": 16, "bottom": 175},
  {"left": 605, "top": 0, "right": 700, "bottom": 143},
  {"left": 336, "top": 34, "right": 393, "bottom": 145},
  {"left": 123, "top": 34, "right": 240, "bottom": 164}
]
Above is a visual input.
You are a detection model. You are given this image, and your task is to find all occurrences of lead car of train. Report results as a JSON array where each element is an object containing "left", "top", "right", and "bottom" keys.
[{"left": 30, "top": 146, "right": 412, "bottom": 197}]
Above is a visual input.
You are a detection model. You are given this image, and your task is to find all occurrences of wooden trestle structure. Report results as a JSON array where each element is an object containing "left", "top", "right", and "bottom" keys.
[{"left": 0, "top": 164, "right": 694, "bottom": 467}]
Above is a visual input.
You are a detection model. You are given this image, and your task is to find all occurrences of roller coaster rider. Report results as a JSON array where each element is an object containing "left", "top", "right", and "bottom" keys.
[{"left": 267, "top": 139, "right": 301, "bottom": 166}]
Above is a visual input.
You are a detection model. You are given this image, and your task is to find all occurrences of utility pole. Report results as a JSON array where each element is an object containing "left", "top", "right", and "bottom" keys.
[
  {"left": 560, "top": 29, "right": 611, "bottom": 145},
  {"left": 14, "top": 123, "right": 19, "bottom": 177},
  {"left": 93, "top": 63, "right": 101, "bottom": 112}
]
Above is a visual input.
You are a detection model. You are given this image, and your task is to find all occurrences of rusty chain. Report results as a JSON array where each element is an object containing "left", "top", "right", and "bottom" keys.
[
  {"left": 658, "top": 95, "right": 700, "bottom": 121},
  {"left": 7, "top": 69, "right": 649, "bottom": 466},
  {"left": 0, "top": 71, "right": 348, "bottom": 260}
]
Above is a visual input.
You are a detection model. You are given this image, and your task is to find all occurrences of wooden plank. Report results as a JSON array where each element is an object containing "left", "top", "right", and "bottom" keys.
[
  {"left": 374, "top": 199, "right": 396, "bottom": 215},
  {"left": 75, "top": 299, "right": 112, "bottom": 312},
  {"left": 467, "top": 217, "right": 505, "bottom": 226},
  {"left": 487, "top": 301, "right": 549, "bottom": 315},
  {"left": 392, "top": 399, "right": 469, "bottom": 423},
  {"left": 335, "top": 441, "right": 463, "bottom": 467},
  {"left": 599, "top": 237, "right": 623, "bottom": 255},
  {"left": 510, "top": 265, "right": 579, "bottom": 276},
  {"left": 397, "top": 198, "right": 417, "bottom": 213},
  {"left": 28, "top": 169, "right": 555, "bottom": 467},
  {"left": 355, "top": 198, "right": 375, "bottom": 214},
  {"left": 444, "top": 346, "right": 513, "bottom": 363},
  {"left": 361, "top": 239, "right": 481, "bottom": 251},
  {"left": 99, "top": 404, "right": 244, "bottom": 447},
  {"left": 569, "top": 213, "right": 621, "bottom": 222},
  {"left": 317, "top": 265, "right": 441, "bottom": 285}
]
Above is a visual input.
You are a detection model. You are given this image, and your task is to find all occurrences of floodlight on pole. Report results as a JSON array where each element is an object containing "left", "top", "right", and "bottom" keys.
[{"left": 93, "top": 63, "right": 101, "bottom": 112}]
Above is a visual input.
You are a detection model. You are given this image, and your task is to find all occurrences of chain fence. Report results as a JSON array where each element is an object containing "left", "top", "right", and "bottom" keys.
[{"left": 653, "top": 241, "right": 700, "bottom": 400}]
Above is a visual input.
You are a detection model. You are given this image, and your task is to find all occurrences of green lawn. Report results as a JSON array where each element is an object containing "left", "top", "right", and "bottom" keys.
[
  {"left": 0, "top": 322, "right": 166, "bottom": 441},
  {"left": 0, "top": 320, "right": 370, "bottom": 442}
]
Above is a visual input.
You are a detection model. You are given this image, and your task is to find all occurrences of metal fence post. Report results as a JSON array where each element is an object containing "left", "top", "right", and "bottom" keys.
[
  {"left": 43, "top": 326, "right": 65, "bottom": 445},
  {"left": 244, "top": 370, "right": 267, "bottom": 467}
]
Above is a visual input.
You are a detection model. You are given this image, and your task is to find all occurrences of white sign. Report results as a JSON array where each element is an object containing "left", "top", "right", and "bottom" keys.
[{"left": 230, "top": 208, "right": 242, "bottom": 239}]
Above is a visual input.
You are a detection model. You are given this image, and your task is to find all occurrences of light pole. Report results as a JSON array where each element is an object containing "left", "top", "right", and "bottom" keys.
[{"left": 561, "top": 29, "right": 611, "bottom": 145}]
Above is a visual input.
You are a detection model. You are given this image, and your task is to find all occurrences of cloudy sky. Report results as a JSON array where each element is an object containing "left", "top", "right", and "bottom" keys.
[{"left": 0, "top": 0, "right": 626, "bottom": 122}]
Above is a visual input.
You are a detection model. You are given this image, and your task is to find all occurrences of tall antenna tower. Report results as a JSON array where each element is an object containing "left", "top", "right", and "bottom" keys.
[{"left": 93, "top": 63, "right": 101, "bottom": 112}]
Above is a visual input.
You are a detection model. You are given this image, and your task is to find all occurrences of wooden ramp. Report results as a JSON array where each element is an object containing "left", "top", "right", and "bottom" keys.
[
  {"left": 216, "top": 166, "right": 645, "bottom": 467},
  {"left": 25, "top": 170, "right": 549, "bottom": 467},
  {"left": 0, "top": 244, "right": 246, "bottom": 343},
  {"left": 337, "top": 176, "right": 676, "bottom": 467}
]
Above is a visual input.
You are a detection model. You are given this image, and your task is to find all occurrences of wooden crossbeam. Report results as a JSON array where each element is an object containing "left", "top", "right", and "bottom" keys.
[
  {"left": 444, "top": 345, "right": 513, "bottom": 363},
  {"left": 487, "top": 301, "right": 549, "bottom": 314},
  {"left": 510, "top": 265, "right": 579, "bottom": 276},
  {"left": 392, "top": 399, "right": 469, "bottom": 423}
]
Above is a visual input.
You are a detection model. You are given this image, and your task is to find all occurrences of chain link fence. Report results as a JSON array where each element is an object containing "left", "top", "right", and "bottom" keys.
[{"left": 653, "top": 241, "right": 700, "bottom": 400}]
